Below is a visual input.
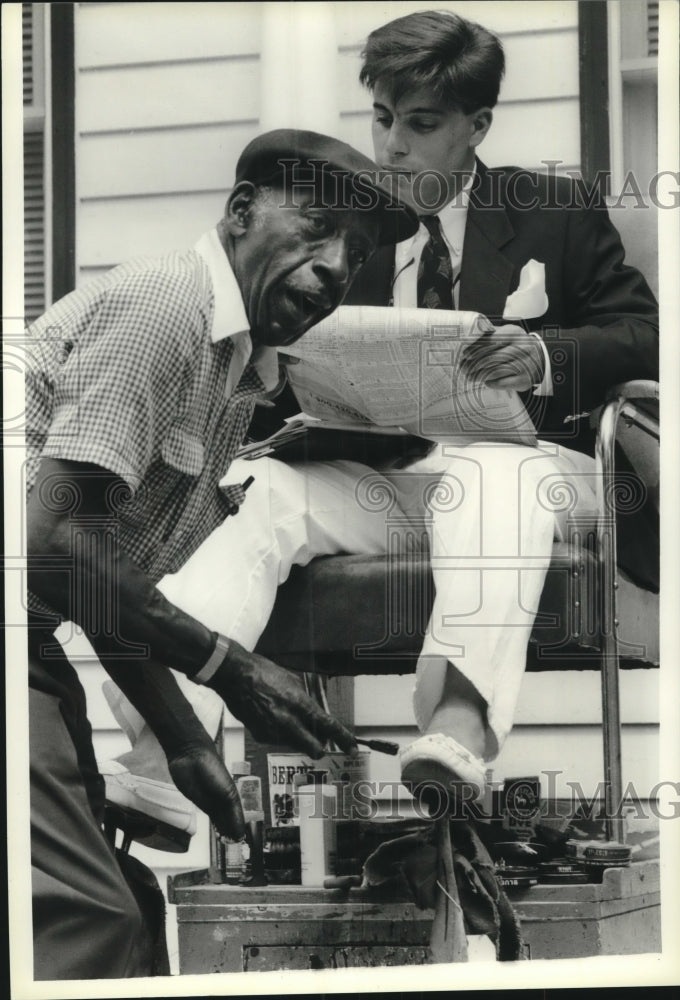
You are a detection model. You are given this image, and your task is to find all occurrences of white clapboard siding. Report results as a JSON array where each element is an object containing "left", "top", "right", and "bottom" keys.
[
  {"left": 477, "top": 98, "right": 581, "bottom": 172},
  {"left": 355, "top": 670, "right": 661, "bottom": 728},
  {"left": 358, "top": 721, "right": 660, "bottom": 804},
  {"left": 78, "top": 123, "right": 258, "bottom": 200},
  {"left": 355, "top": 670, "right": 660, "bottom": 800},
  {"left": 76, "top": 1, "right": 261, "bottom": 66},
  {"left": 78, "top": 191, "right": 231, "bottom": 265},
  {"left": 77, "top": 59, "right": 260, "bottom": 134},
  {"left": 332, "top": 0, "right": 579, "bottom": 45},
  {"left": 78, "top": 265, "right": 120, "bottom": 282},
  {"left": 74, "top": 2, "right": 263, "bottom": 282}
]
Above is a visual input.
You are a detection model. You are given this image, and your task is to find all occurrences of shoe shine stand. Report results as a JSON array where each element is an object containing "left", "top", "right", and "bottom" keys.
[
  {"left": 167, "top": 672, "right": 660, "bottom": 971},
  {"left": 167, "top": 859, "right": 660, "bottom": 972}
]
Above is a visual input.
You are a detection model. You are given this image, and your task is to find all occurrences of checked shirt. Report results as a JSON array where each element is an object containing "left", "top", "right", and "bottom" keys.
[{"left": 25, "top": 229, "right": 278, "bottom": 623}]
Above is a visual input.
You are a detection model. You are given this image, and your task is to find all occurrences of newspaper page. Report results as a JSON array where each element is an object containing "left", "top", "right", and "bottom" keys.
[{"left": 284, "top": 305, "right": 538, "bottom": 446}]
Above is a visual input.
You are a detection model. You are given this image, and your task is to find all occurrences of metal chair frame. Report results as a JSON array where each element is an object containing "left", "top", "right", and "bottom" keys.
[{"left": 595, "top": 379, "right": 659, "bottom": 841}]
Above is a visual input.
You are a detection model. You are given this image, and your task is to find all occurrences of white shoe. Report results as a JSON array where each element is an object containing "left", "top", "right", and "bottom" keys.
[
  {"left": 100, "top": 760, "right": 197, "bottom": 853},
  {"left": 101, "top": 680, "right": 144, "bottom": 747},
  {"left": 400, "top": 733, "right": 486, "bottom": 803}
]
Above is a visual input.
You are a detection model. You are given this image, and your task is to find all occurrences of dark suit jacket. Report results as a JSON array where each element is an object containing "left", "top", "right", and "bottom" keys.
[{"left": 344, "top": 159, "right": 659, "bottom": 455}]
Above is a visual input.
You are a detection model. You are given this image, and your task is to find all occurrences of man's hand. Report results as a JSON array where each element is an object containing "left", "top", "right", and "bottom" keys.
[
  {"left": 101, "top": 660, "right": 247, "bottom": 839},
  {"left": 462, "top": 324, "right": 545, "bottom": 391},
  {"left": 167, "top": 741, "right": 245, "bottom": 841},
  {"left": 206, "top": 639, "right": 357, "bottom": 758}
]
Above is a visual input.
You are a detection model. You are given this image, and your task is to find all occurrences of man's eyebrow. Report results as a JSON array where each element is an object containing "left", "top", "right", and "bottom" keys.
[
  {"left": 373, "top": 101, "right": 445, "bottom": 116},
  {"left": 403, "top": 107, "right": 445, "bottom": 116}
]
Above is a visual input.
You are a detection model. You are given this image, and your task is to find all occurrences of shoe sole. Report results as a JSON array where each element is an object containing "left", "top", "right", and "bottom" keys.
[{"left": 401, "top": 757, "right": 483, "bottom": 802}]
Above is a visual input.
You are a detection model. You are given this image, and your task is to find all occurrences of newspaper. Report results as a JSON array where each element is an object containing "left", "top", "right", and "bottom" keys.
[{"left": 283, "top": 306, "right": 538, "bottom": 446}]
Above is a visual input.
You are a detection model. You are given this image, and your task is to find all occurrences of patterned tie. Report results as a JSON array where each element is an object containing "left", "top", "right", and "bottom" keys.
[{"left": 417, "top": 215, "right": 454, "bottom": 310}]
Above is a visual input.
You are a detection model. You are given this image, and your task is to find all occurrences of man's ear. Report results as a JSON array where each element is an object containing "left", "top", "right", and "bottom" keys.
[
  {"left": 224, "top": 181, "right": 258, "bottom": 237},
  {"left": 469, "top": 108, "right": 493, "bottom": 148}
]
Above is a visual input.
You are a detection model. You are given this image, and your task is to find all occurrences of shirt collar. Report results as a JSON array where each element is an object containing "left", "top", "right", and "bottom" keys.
[
  {"left": 395, "top": 168, "right": 477, "bottom": 271},
  {"left": 447, "top": 164, "right": 476, "bottom": 205},
  {"left": 194, "top": 228, "right": 279, "bottom": 391},
  {"left": 194, "top": 228, "right": 249, "bottom": 343},
  {"left": 438, "top": 167, "right": 475, "bottom": 225}
]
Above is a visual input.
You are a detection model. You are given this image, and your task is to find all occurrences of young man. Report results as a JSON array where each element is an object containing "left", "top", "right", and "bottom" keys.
[
  {"left": 103, "top": 11, "right": 658, "bottom": 842},
  {"left": 25, "top": 128, "right": 416, "bottom": 979}
]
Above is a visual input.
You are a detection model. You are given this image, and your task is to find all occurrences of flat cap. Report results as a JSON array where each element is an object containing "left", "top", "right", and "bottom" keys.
[{"left": 235, "top": 128, "right": 418, "bottom": 245}]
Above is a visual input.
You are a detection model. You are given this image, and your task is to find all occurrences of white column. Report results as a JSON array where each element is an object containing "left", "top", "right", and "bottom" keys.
[
  {"left": 606, "top": 0, "right": 624, "bottom": 194},
  {"left": 259, "top": 2, "right": 340, "bottom": 134}
]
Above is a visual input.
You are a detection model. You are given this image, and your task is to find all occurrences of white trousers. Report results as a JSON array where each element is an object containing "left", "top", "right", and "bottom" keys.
[{"left": 121, "top": 442, "right": 598, "bottom": 761}]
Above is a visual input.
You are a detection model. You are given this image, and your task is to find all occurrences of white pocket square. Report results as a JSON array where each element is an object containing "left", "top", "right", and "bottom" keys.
[{"left": 503, "top": 259, "right": 548, "bottom": 320}]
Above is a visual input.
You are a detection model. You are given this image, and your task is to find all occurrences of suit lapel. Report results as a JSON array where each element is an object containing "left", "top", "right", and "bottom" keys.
[{"left": 459, "top": 161, "right": 515, "bottom": 318}]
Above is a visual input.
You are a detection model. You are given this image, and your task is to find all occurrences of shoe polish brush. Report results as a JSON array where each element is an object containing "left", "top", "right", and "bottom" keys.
[
  {"left": 306, "top": 673, "right": 399, "bottom": 756},
  {"left": 355, "top": 737, "right": 399, "bottom": 756}
]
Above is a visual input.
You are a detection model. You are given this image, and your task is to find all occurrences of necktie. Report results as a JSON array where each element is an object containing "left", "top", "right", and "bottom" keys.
[{"left": 417, "top": 215, "right": 453, "bottom": 310}]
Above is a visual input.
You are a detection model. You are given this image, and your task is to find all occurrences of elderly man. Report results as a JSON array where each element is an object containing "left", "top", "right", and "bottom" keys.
[
  {"left": 102, "top": 11, "right": 658, "bottom": 841},
  {"left": 25, "top": 128, "right": 416, "bottom": 980}
]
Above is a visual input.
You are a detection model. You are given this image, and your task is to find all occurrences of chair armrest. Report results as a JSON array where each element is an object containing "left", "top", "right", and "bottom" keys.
[
  {"left": 595, "top": 379, "right": 659, "bottom": 542},
  {"left": 602, "top": 380, "right": 659, "bottom": 442},
  {"left": 604, "top": 379, "right": 659, "bottom": 404}
]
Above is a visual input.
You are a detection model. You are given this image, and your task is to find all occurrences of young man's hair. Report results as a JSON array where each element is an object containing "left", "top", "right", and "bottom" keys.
[{"left": 359, "top": 10, "right": 505, "bottom": 113}]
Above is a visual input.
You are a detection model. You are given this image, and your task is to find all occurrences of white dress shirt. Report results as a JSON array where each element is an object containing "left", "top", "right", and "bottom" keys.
[
  {"left": 392, "top": 174, "right": 472, "bottom": 310},
  {"left": 391, "top": 172, "right": 551, "bottom": 395}
]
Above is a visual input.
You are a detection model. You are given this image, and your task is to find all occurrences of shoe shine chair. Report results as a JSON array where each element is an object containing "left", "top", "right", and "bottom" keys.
[{"left": 254, "top": 203, "right": 660, "bottom": 845}]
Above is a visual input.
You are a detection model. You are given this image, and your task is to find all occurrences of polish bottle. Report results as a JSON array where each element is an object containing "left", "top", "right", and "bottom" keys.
[
  {"left": 237, "top": 773, "right": 266, "bottom": 885},
  {"left": 298, "top": 770, "right": 338, "bottom": 887},
  {"left": 223, "top": 761, "right": 251, "bottom": 884},
  {"left": 208, "top": 726, "right": 229, "bottom": 883}
]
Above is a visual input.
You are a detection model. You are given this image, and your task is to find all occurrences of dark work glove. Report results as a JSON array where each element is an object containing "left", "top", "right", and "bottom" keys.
[
  {"left": 103, "top": 660, "right": 245, "bottom": 840},
  {"left": 166, "top": 740, "right": 245, "bottom": 841},
  {"left": 205, "top": 638, "right": 357, "bottom": 758}
]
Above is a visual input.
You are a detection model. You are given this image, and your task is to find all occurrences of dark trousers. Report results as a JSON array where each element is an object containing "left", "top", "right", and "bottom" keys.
[{"left": 29, "top": 627, "right": 154, "bottom": 980}]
